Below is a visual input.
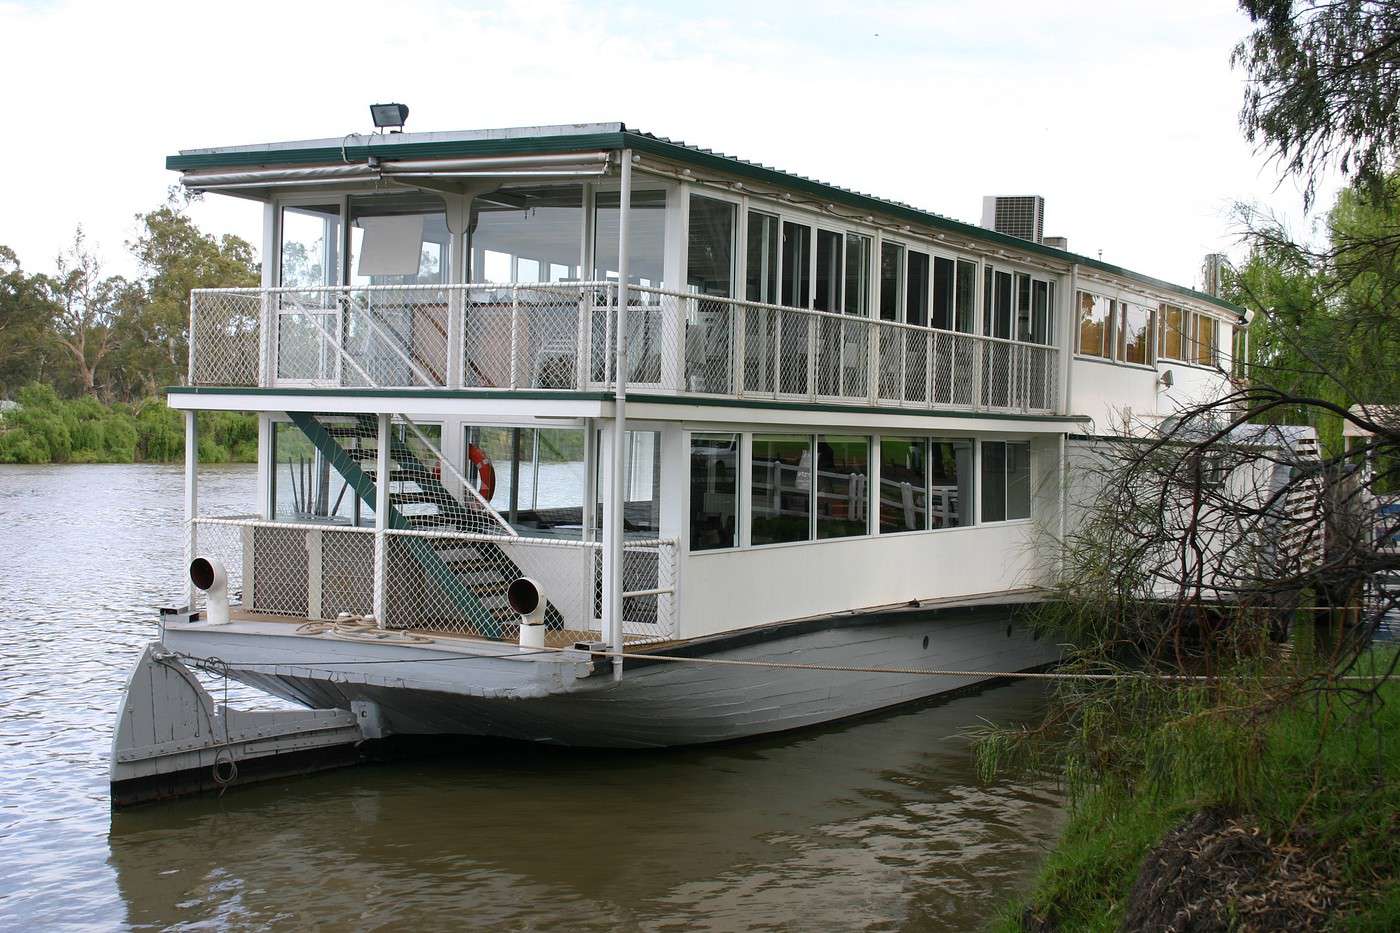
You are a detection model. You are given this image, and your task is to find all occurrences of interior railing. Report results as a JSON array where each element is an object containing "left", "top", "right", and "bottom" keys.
[{"left": 189, "top": 282, "right": 1059, "bottom": 414}]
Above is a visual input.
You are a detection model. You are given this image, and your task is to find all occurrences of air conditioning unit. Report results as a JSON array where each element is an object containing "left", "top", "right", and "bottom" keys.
[{"left": 981, "top": 195, "right": 1045, "bottom": 244}]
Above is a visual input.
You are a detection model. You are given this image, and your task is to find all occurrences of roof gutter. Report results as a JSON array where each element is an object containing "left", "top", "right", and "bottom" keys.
[{"left": 180, "top": 151, "right": 612, "bottom": 191}]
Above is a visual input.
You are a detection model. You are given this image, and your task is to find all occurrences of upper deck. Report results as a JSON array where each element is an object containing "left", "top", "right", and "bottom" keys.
[{"left": 174, "top": 122, "right": 1247, "bottom": 429}]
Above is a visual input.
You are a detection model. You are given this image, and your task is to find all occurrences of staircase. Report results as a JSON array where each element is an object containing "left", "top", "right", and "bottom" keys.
[{"left": 287, "top": 412, "right": 563, "bottom": 638}]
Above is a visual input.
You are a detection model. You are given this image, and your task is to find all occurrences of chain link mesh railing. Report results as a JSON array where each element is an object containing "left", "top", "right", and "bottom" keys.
[
  {"left": 192, "top": 516, "right": 676, "bottom": 646},
  {"left": 191, "top": 282, "right": 1058, "bottom": 414}
]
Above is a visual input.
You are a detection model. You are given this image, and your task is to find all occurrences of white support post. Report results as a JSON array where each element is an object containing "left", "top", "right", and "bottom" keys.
[
  {"left": 184, "top": 410, "right": 198, "bottom": 610},
  {"left": 373, "top": 413, "right": 391, "bottom": 627},
  {"left": 605, "top": 149, "right": 633, "bottom": 680}
]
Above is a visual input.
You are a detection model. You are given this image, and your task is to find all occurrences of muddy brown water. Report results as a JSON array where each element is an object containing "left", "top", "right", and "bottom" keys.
[{"left": 0, "top": 463, "right": 1064, "bottom": 930}]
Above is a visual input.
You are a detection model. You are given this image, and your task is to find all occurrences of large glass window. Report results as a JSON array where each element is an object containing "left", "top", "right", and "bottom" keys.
[
  {"left": 815, "top": 229, "right": 842, "bottom": 312},
  {"left": 690, "top": 433, "right": 739, "bottom": 551},
  {"left": 879, "top": 436, "right": 927, "bottom": 533},
  {"left": 955, "top": 259, "right": 977, "bottom": 333},
  {"left": 930, "top": 440, "right": 974, "bottom": 528},
  {"left": 844, "top": 233, "right": 872, "bottom": 316},
  {"left": 1195, "top": 315, "right": 1218, "bottom": 366},
  {"left": 1016, "top": 274, "right": 1034, "bottom": 342},
  {"left": 1031, "top": 280, "right": 1052, "bottom": 346},
  {"left": 1119, "top": 301, "right": 1154, "bottom": 364},
  {"left": 747, "top": 212, "right": 780, "bottom": 303},
  {"left": 279, "top": 204, "right": 341, "bottom": 287},
  {"left": 472, "top": 185, "right": 584, "bottom": 283},
  {"left": 980, "top": 440, "right": 1030, "bottom": 522},
  {"left": 687, "top": 195, "right": 735, "bottom": 297},
  {"left": 815, "top": 435, "right": 869, "bottom": 538},
  {"left": 781, "top": 222, "right": 811, "bottom": 308},
  {"left": 988, "top": 270, "right": 1013, "bottom": 339},
  {"left": 932, "top": 256, "right": 955, "bottom": 330},
  {"left": 751, "top": 434, "right": 812, "bottom": 545},
  {"left": 1159, "top": 303, "right": 1187, "bottom": 360},
  {"left": 272, "top": 419, "right": 367, "bottom": 525},
  {"left": 1077, "top": 291, "right": 1114, "bottom": 359},
  {"left": 473, "top": 426, "right": 587, "bottom": 536},
  {"left": 879, "top": 242, "right": 903, "bottom": 322},
  {"left": 349, "top": 192, "right": 449, "bottom": 287},
  {"left": 594, "top": 189, "right": 667, "bottom": 289},
  {"left": 906, "top": 250, "right": 930, "bottom": 327}
]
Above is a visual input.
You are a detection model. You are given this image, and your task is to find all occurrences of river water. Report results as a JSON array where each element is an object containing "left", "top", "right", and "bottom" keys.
[{"left": 0, "top": 463, "right": 1064, "bottom": 931}]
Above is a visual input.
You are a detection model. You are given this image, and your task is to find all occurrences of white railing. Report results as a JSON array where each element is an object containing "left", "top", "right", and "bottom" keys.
[
  {"left": 191, "top": 515, "right": 678, "bottom": 645},
  {"left": 189, "top": 282, "right": 1059, "bottom": 414}
]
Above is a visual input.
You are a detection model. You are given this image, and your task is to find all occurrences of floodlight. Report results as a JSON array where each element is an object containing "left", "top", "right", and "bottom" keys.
[{"left": 370, "top": 103, "right": 409, "bottom": 132}]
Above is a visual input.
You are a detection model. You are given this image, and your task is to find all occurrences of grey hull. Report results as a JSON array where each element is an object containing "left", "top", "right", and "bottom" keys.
[{"left": 216, "top": 602, "right": 1058, "bottom": 748}]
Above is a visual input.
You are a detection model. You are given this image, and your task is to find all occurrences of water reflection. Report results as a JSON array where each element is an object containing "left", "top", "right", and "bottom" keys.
[{"left": 0, "top": 464, "right": 1063, "bottom": 930}]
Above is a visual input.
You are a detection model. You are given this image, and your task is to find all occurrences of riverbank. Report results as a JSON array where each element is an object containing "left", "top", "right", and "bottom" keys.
[
  {"left": 0, "top": 384, "right": 255, "bottom": 464},
  {"left": 992, "top": 644, "right": 1400, "bottom": 931}
]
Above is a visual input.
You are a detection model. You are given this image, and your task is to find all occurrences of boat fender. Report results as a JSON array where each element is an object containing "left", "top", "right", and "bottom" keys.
[
  {"left": 468, "top": 443, "right": 496, "bottom": 502},
  {"left": 508, "top": 577, "right": 546, "bottom": 649},
  {"left": 189, "top": 557, "right": 231, "bottom": 625}
]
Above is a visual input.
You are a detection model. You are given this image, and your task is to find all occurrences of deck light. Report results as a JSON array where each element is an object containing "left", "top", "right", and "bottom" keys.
[{"left": 370, "top": 102, "right": 409, "bottom": 132}]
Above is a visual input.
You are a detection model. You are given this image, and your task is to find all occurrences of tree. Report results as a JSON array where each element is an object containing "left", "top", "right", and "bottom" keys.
[
  {"left": 44, "top": 229, "right": 130, "bottom": 399},
  {"left": 0, "top": 246, "right": 59, "bottom": 398},
  {"left": 1235, "top": 0, "right": 1400, "bottom": 209}
]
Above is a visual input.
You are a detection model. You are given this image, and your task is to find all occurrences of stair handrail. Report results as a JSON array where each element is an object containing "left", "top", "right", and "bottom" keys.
[{"left": 297, "top": 309, "right": 519, "bottom": 538}]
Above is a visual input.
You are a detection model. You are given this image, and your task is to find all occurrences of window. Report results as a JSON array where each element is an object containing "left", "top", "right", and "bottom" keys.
[
  {"left": 985, "top": 269, "right": 1013, "bottom": 339},
  {"left": 1159, "top": 303, "right": 1186, "bottom": 360},
  {"left": 879, "top": 242, "right": 903, "bottom": 321},
  {"left": 1195, "top": 315, "right": 1218, "bottom": 366},
  {"left": 879, "top": 437, "right": 927, "bottom": 533},
  {"left": 472, "top": 185, "right": 584, "bottom": 284},
  {"left": 272, "top": 420, "right": 366, "bottom": 524},
  {"left": 1031, "top": 280, "right": 1052, "bottom": 346},
  {"left": 746, "top": 212, "right": 780, "bottom": 303},
  {"left": 279, "top": 204, "right": 341, "bottom": 287},
  {"left": 473, "top": 426, "right": 587, "bottom": 537},
  {"left": 931, "top": 440, "right": 974, "bottom": 528},
  {"left": 349, "top": 192, "right": 449, "bottom": 287},
  {"left": 751, "top": 434, "right": 812, "bottom": 544},
  {"left": 1118, "top": 301, "right": 1154, "bottom": 364},
  {"left": 1016, "top": 274, "right": 1033, "bottom": 342},
  {"left": 1232, "top": 324, "right": 1248, "bottom": 378},
  {"left": 687, "top": 195, "right": 736, "bottom": 297},
  {"left": 594, "top": 189, "right": 667, "bottom": 289},
  {"left": 955, "top": 259, "right": 977, "bottom": 333},
  {"left": 877, "top": 437, "right": 974, "bottom": 533},
  {"left": 690, "top": 433, "right": 738, "bottom": 550},
  {"left": 932, "top": 256, "right": 955, "bottom": 330},
  {"left": 815, "top": 435, "right": 869, "bottom": 538},
  {"left": 781, "top": 222, "right": 811, "bottom": 308},
  {"left": 815, "top": 229, "right": 842, "bottom": 312},
  {"left": 906, "top": 250, "right": 930, "bottom": 327},
  {"left": 980, "top": 440, "right": 1031, "bottom": 522},
  {"left": 844, "top": 233, "right": 872, "bottom": 316},
  {"left": 1077, "top": 291, "right": 1114, "bottom": 359}
]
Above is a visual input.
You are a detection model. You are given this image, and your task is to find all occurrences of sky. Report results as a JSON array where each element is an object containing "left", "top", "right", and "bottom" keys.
[{"left": 0, "top": 0, "right": 1334, "bottom": 290}]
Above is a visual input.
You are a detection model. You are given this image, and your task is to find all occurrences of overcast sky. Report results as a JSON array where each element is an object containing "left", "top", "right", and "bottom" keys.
[{"left": 1, "top": 0, "right": 1331, "bottom": 289}]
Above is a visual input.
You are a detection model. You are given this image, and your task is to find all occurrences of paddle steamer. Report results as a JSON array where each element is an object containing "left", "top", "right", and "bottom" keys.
[{"left": 126, "top": 121, "right": 1251, "bottom": 751}]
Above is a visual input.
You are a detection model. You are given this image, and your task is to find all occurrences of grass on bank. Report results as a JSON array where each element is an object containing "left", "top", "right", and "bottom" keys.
[
  {"left": 990, "top": 645, "right": 1400, "bottom": 931},
  {"left": 0, "top": 383, "right": 256, "bottom": 464}
]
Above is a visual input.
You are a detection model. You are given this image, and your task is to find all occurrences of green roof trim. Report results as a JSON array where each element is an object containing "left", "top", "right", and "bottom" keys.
[
  {"left": 166, "top": 125, "right": 1245, "bottom": 317},
  {"left": 166, "top": 385, "right": 1088, "bottom": 423}
]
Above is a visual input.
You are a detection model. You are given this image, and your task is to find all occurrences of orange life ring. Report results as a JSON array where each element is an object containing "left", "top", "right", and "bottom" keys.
[{"left": 468, "top": 443, "right": 496, "bottom": 502}]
